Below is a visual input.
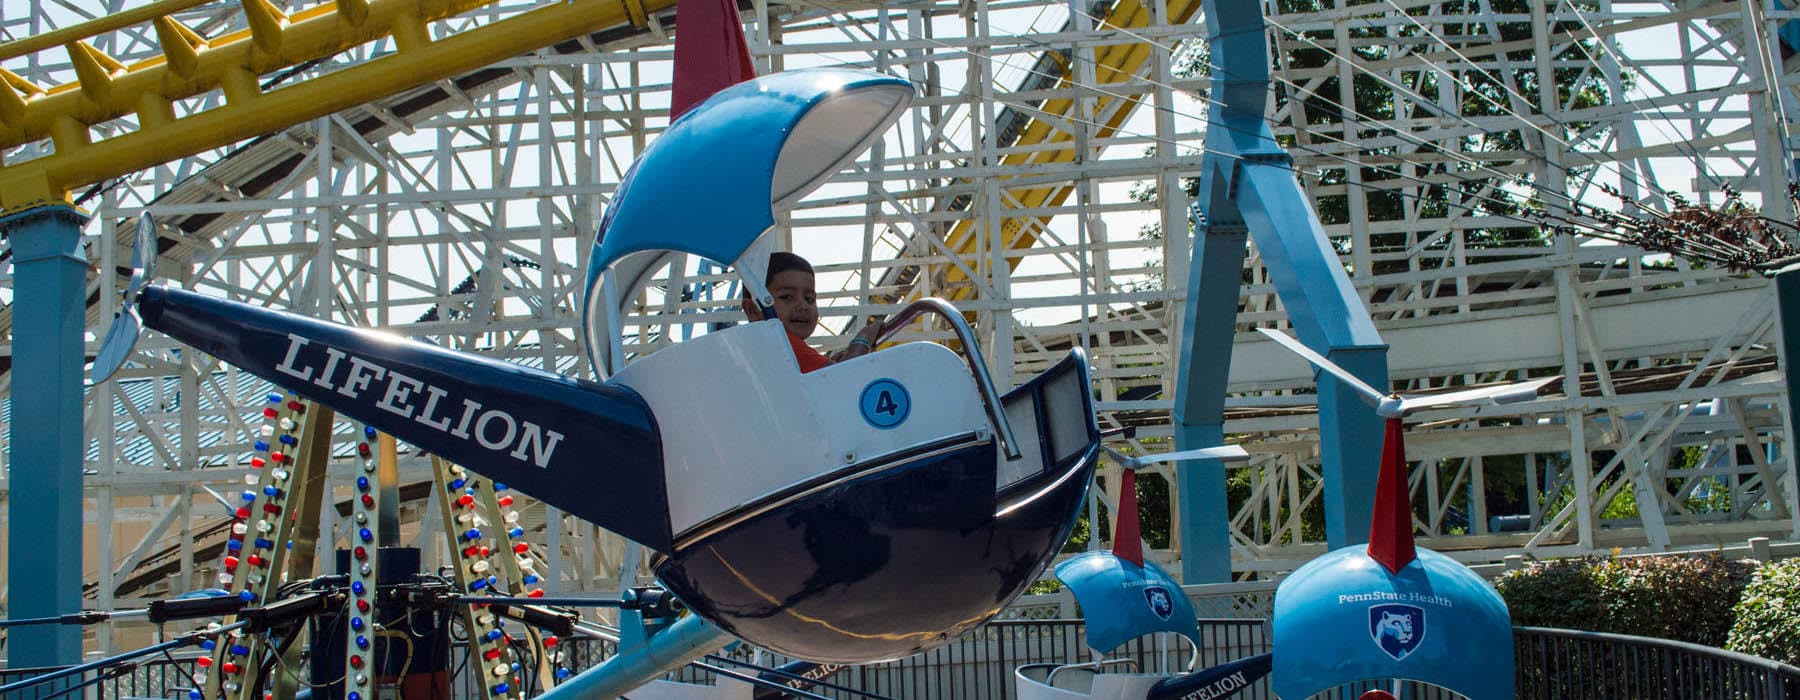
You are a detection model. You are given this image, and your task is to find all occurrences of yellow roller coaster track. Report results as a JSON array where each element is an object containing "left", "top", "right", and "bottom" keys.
[
  {"left": 922, "top": 0, "right": 1199, "bottom": 305},
  {"left": 0, "top": 0, "right": 673, "bottom": 211}
]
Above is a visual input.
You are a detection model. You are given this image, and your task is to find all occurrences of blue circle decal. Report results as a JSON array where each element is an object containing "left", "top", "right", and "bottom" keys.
[{"left": 859, "top": 379, "right": 911, "bottom": 429}]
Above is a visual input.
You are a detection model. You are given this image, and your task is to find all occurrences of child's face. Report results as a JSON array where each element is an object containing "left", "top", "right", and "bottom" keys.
[{"left": 766, "top": 269, "right": 820, "bottom": 338}]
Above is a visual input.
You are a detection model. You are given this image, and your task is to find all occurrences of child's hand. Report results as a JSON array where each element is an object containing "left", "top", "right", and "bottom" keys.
[{"left": 833, "top": 321, "right": 885, "bottom": 362}]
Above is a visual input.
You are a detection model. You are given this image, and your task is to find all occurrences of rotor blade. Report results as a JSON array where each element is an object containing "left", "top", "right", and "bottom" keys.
[
  {"left": 1396, "top": 376, "right": 1557, "bottom": 414},
  {"left": 1253, "top": 328, "right": 1387, "bottom": 406},
  {"left": 1125, "top": 445, "right": 1251, "bottom": 468},
  {"left": 128, "top": 213, "right": 156, "bottom": 298},
  {"left": 89, "top": 308, "right": 142, "bottom": 385},
  {"left": 195, "top": 483, "right": 238, "bottom": 517},
  {"left": 1491, "top": 376, "right": 1559, "bottom": 404},
  {"left": 1102, "top": 444, "right": 1249, "bottom": 469}
]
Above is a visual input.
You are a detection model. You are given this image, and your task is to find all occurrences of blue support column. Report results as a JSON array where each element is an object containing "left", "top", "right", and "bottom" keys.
[
  {"left": 3, "top": 204, "right": 90, "bottom": 669},
  {"left": 1172, "top": 172, "right": 1249, "bottom": 583},
  {"left": 1310, "top": 347, "right": 1389, "bottom": 546},
  {"left": 1173, "top": 0, "right": 1392, "bottom": 576},
  {"left": 1235, "top": 165, "right": 1390, "bottom": 550},
  {"left": 1774, "top": 265, "right": 1800, "bottom": 535}
]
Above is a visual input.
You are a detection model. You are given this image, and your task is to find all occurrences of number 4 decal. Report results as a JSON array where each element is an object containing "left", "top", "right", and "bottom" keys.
[{"left": 859, "top": 379, "right": 911, "bottom": 429}]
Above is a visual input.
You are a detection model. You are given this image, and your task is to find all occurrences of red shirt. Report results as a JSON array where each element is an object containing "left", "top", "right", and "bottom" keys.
[{"left": 787, "top": 331, "right": 831, "bottom": 373}]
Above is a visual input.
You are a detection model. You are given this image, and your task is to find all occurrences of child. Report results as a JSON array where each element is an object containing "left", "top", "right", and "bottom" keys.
[{"left": 741, "top": 252, "right": 883, "bottom": 372}]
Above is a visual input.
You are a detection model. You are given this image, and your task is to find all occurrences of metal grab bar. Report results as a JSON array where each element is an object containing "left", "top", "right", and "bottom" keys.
[
  {"left": 1046, "top": 658, "right": 1141, "bottom": 686},
  {"left": 874, "top": 298, "right": 1023, "bottom": 460}
]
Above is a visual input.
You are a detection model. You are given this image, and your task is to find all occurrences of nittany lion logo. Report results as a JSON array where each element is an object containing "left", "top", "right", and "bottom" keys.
[
  {"left": 1143, "top": 586, "right": 1174, "bottom": 621},
  {"left": 1368, "top": 603, "right": 1426, "bottom": 660}
]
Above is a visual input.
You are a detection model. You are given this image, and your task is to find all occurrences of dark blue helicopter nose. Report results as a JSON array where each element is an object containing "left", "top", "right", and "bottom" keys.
[{"left": 655, "top": 435, "right": 1095, "bottom": 663}]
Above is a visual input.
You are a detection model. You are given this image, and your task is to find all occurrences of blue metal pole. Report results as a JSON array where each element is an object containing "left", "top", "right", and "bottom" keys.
[
  {"left": 1235, "top": 167, "right": 1390, "bottom": 549},
  {"left": 1310, "top": 347, "right": 1389, "bottom": 547},
  {"left": 540, "top": 614, "right": 728, "bottom": 699},
  {"left": 1175, "top": 0, "right": 1391, "bottom": 568},
  {"left": 1172, "top": 195, "right": 1248, "bottom": 583},
  {"left": 1774, "top": 265, "right": 1800, "bottom": 536},
  {"left": 3, "top": 204, "right": 90, "bottom": 669}
]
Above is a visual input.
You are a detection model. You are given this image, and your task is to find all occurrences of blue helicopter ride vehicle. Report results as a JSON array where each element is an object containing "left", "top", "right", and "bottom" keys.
[{"left": 96, "top": 67, "right": 1104, "bottom": 667}]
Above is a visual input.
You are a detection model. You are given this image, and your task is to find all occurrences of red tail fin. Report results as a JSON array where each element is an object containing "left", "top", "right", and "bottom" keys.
[
  {"left": 1366, "top": 417, "right": 1416, "bottom": 574},
  {"left": 670, "top": 0, "right": 757, "bottom": 120},
  {"left": 1113, "top": 468, "right": 1144, "bottom": 566}
]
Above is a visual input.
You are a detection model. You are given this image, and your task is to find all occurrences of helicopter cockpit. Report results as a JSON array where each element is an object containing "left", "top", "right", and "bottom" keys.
[{"left": 579, "top": 68, "right": 1103, "bottom": 663}]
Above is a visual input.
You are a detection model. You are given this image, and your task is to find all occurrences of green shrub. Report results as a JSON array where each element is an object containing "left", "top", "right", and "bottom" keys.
[
  {"left": 1725, "top": 559, "right": 1800, "bottom": 665},
  {"left": 1590, "top": 554, "right": 1758, "bottom": 646},
  {"left": 1495, "top": 556, "right": 1606, "bottom": 629},
  {"left": 1495, "top": 553, "right": 1758, "bottom": 646}
]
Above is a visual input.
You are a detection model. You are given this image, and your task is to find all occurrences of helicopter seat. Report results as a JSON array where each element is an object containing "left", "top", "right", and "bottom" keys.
[{"left": 608, "top": 318, "right": 991, "bottom": 542}]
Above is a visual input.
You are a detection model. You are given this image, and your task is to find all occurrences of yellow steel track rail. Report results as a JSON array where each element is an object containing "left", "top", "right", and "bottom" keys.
[
  {"left": 0, "top": 0, "right": 671, "bottom": 211},
  {"left": 928, "top": 0, "right": 1200, "bottom": 303}
]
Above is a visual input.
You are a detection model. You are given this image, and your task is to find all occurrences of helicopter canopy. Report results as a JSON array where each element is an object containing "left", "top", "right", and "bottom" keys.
[
  {"left": 582, "top": 68, "right": 914, "bottom": 375},
  {"left": 1271, "top": 546, "right": 1516, "bottom": 700}
]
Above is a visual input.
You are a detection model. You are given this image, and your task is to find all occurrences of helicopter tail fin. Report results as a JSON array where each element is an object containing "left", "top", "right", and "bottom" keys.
[{"left": 138, "top": 284, "right": 674, "bottom": 553}]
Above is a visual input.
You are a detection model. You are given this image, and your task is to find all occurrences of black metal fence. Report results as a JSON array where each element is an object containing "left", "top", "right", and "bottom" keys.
[
  {"left": 7, "top": 622, "right": 1800, "bottom": 698},
  {"left": 1514, "top": 627, "right": 1800, "bottom": 700}
]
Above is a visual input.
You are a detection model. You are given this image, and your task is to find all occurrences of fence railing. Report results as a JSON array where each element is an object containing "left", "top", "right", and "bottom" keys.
[
  {"left": 1513, "top": 627, "right": 1800, "bottom": 700},
  {"left": 8, "top": 621, "right": 1800, "bottom": 698}
]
